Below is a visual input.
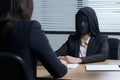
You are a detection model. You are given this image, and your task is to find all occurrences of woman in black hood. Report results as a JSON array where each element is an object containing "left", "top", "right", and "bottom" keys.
[
  {"left": 56, "top": 7, "right": 108, "bottom": 64},
  {"left": 76, "top": 7, "right": 100, "bottom": 37}
]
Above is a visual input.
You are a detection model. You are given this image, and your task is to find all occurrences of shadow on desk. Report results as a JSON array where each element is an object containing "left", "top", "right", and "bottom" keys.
[{"left": 37, "top": 77, "right": 71, "bottom": 80}]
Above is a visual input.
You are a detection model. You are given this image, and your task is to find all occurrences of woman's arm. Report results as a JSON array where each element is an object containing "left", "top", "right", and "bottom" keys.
[
  {"left": 30, "top": 21, "right": 67, "bottom": 78},
  {"left": 55, "top": 40, "right": 69, "bottom": 56},
  {"left": 81, "top": 35, "right": 109, "bottom": 63}
]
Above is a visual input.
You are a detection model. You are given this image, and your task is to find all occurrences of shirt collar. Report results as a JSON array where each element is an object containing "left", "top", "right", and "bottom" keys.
[{"left": 86, "top": 37, "right": 91, "bottom": 45}]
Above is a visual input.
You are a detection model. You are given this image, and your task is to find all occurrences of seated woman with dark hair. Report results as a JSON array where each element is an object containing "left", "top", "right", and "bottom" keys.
[
  {"left": 56, "top": 7, "right": 108, "bottom": 64},
  {"left": 0, "top": 0, "right": 67, "bottom": 79}
]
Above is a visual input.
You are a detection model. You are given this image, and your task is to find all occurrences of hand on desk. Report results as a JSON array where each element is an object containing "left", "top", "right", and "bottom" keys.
[
  {"left": 58, "top": 55, "right": 82, "bottom": 64},
  {"left": 60, "top": 59, "right": 68, "bottom": 67}
]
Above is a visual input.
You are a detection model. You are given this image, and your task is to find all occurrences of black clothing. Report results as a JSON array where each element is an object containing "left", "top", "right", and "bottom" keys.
[
  {"left": 56, "top": 7, "right": 108, "bottom": 63},
  {"left": 0, "top": 20, "right": 67, "bottom": 79},
  {"left": 56, "top": 34, "right": 108, "bottom": 63},
  {"left": 76, "top": 7, "right": 100, "bottom": 37}
]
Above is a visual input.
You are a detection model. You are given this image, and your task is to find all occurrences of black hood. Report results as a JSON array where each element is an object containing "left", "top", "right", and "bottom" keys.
[{"left": 75, "top": 7, "right": 100, "bottom": 36}]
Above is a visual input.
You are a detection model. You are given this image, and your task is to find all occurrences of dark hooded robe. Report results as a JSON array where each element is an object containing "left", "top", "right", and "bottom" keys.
[
  {"left": 75, "top": 7, "right": 100, "bottom": 37},
  {"left": 56, "top": 7, "right": 108, "bottom": 63}
]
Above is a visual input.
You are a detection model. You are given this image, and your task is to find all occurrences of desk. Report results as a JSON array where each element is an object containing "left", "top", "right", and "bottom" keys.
[{"left": 37, "top": 60, "right": 120, "bottom": 80}]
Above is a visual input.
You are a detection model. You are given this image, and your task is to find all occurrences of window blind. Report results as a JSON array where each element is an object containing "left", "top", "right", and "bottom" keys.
[
  {"left": 32, "top": 0, "right": 120, "bottom": 33},
  {"left": 85, "top": 0, "right": 120, "bottom": 32},
  {"left": 32, "top": 0, "right": 83, "bottom": 32}
]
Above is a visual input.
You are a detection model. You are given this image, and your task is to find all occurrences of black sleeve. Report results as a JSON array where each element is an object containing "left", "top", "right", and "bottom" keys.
[
  {"left": 55, "top": 40, "right": 69, "bottom": 56},
  {"left": 55, "top": 34, "right": 74, "bottom": 56},
  {"left": 55, "top": 34, "right": 77, "bottom": 57},
  {"left": 30, "top": 21, "right": 67, "bottom": 78}
]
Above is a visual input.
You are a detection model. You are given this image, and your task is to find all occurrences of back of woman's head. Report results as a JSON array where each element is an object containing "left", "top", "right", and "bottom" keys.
[
  {"left": 0, "top": 0, "right": 33, "bottom": 39},
  {"left": 0, "top": 0, "right": 33, "bottom": 21}
]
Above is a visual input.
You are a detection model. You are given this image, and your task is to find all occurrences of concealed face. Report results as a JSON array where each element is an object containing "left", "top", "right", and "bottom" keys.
[{"left": 76, "top": 13, "right": 90, "bottom": 36}]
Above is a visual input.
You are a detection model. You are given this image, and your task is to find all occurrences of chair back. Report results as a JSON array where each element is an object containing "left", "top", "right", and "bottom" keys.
[
  {"left": 0, "top": 52, "right": 30, "bottom": 80},
  {"left": 107, "top": 38, "right": 120, "bottom": 59}
]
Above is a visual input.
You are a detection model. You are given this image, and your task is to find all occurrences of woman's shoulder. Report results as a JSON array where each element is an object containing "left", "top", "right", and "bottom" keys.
[
  {"left": 94, "top": 34, "right": 108, "bottom": 41},
  {"left": 15, "top": 20, "right": 41, "bottom": 26},
  {"left": 97, "top": 34, "right": 108, "bottom": 38},
  {"left": 67, "top": 33, "right": 79, "bottom": 42},
  {"left": 68, "top": 33, "right": 77, "bottom": 39},
  {"left": 12, "top": 20, "right": 42, "bottom": 32},
  {"left": 30, "top": 20, "right": 41, "bottom": 25}
]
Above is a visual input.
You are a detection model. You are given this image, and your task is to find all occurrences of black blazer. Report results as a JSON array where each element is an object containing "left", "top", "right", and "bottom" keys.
[
  {"left": 56, "top": 34, "right": 108, "bottom": 63},
  {"left": 0, "top": 20, "right": 67, "bottom": 79}
]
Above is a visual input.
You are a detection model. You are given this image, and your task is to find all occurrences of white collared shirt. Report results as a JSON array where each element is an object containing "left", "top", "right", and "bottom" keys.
[{"left": 79, "top": 37, "right": 91, "bottom": 57}]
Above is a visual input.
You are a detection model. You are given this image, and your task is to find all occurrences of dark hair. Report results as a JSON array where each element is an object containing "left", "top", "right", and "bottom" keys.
[
  {"left": 75, "top": 7, "right": 100, "bottom": 37},
  {"left": 0, "top": 0, "right": 33, "bottom": 40}
]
